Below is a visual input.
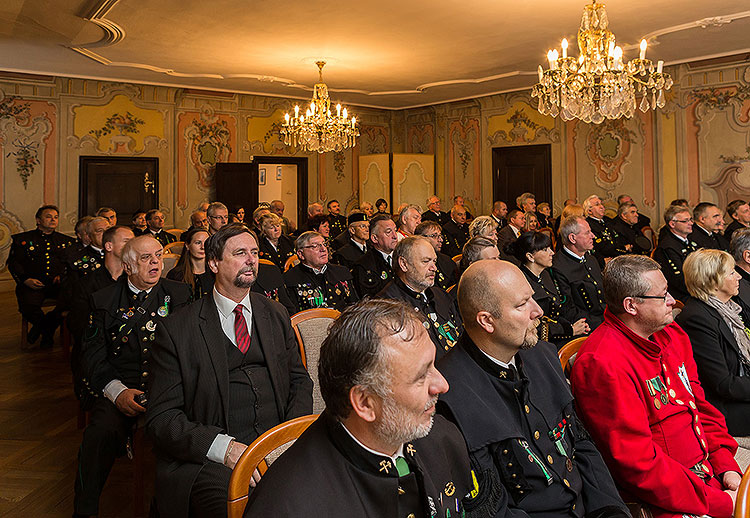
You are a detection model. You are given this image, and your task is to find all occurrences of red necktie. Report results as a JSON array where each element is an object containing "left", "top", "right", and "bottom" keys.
[{"left": 233, "top": 304, "right": 251, "bottom": 354}]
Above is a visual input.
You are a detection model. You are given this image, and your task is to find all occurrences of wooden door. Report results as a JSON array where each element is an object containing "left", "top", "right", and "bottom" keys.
[
  {"left": 492, "top": 144, "right": 552, "bottom": 210},
  {"left": 79, "top": 157, "right": 158, "bottom": 223}
]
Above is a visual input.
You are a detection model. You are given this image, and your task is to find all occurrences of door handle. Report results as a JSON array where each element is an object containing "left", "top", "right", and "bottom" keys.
[{"left": 144, "top": 172, "right": 155, "bottom": 194}]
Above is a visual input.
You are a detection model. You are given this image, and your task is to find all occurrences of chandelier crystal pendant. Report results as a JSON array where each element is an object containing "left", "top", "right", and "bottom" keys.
[
  {"left": 531, "top": 0, "right": 673, "bottom": 124},
  {"left": 280, "top": 61, "right": 360, "bottom": 153}
]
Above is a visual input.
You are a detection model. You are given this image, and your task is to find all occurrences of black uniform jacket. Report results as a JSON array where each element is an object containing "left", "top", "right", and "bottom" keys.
[
  {"left": 69, "top": 266, "right": 121, "bottom": 341},
  {"left": 332, "top": 238, "right": 367, "bottom": 270},
  {"left": 80, "top": 277, "right": 191, "bottom": 396},
  {"left": 725, "top": 220, "right": 748, "bottom": 241},
  {"left": 442, "top": 220, "right": 469, "bottom": 258},
  {"left": 377, "top": 278, "right": 462, "bottom": 359},
  {"left": 283, "top": 262, "right": 359, "bottom": 313},
  {"left": 66, "top": 245, "right": 104, "bottom": 278},
  {"left": 422, "top": 209, "right": 450, "bottom": 227},
  {"left": 437, "top": 335, "right": 628, "bottom": 518},
  {"left": 165, "top": 267, "right": 214, "bottom": 301},
  {"left": 586, "top": 217, "right": 622, "bottom": 269},
  {"left": 147, "top": 229, "right": 177, "bottom": 247},
  {"left": 258, "top": 234, "right": 296, "bottom": 271},
  {"left": 675, "top": 298, "right": 750, "bottom": 436},
  {"left": 609, "top": 218, "right": 651, "bottom": 255},
  {"left": 652, "top": 231, "right": 698, "bottom": 303},
  {"left": 551, "top": 249, "right": 605, "bottom": 330},
  {"left": 146, "top": 293, "right": 312, "bottom": 518},
  {"left": 244, "top": 410, "right": 472, "bottom": 518},
  {"left": 352, "top": 248, "right": 394, "bottom": 297},
  {"left": 521, "top": 266, "right": 575, "bottom": 347},
  {"left": 735, "top": 267, "right": 750, "bottom": 322},
  {"left": 7, "top": 228, "right": 75, "bottom": 285},
  {"left": 254, "top": 262, "right": 296, "bottom": 315},
  {"left": 436, "top": 251, "right": 459, "bottom": 291},
  {"left": 688, "top": 224, "right": 728, "bottom": 251}
]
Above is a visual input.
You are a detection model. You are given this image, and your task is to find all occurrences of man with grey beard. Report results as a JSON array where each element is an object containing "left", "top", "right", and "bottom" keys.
[
  {"left": 146, "top": 223, "right": 312, "bottom": 518},
  {"left": 244, "top": 299, "right": 472, "bottom": 517},
  {"left": 437, "top": 260, "right": 628, "bottom": 518}
]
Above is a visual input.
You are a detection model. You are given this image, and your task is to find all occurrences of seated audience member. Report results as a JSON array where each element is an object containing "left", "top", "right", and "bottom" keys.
[
  {"left": 552, "top": 198, "right": 578, "bottom": 233},
  {"left": 522, "top": 211, "right": 539, "bottom": 232},
  {"left": 206, "top": 202, "right": 229, "bottom": 236},
  {"left": 7, "top": 204, "right": 75, "bottom": 348},
  {"left": 458, "top": 236, "right": 500, "bottom": 274},
  {"left": 232, "top": 205, "right": 245, "bottom": 224},
  {"left": 617, "top": 194, "right": 652, "bottom": 231},
  {"left": 377, "top": 237, "right": 461, "bottom": 358},
  {"left": 725, "top": 199, "right": 750, "bottom": 239},
  {"left": 468, "top": 215, "right": 499, "bottom": 244},
  {"left": 415, "top": 220, "right": 458, "bottom": 291},
  {"left": 250, "top": 206, "right": 270, "bottom": 233},
  {"left": 307, "top": 213, "right": 330, "bottom": 241},
  {"left": 609, "top": 202, "right": 651, "bottom": 255},
  {"left": 689, "top": 202, "right": 729, "bottom": 251},
  {"left": 676, "top": 249, "right": 750, "bottom": 440},
  {"left": 657, "top": 199, "right": 692, "bottom": 242},
  {"left": 731, "top": 228, "right": 750, "bottom": 318},
  {"left": 96, "top": 206, "right": 117, "bottom": 226},
  {"left": 146, "top": 224, "right": 312, "bottom": 518},
  {"left": 145, "top": 209, "right": 176, "bottom": 246},
  {"left": 453, "top": 195, "right": 474, "bottom": 220},
  {"left": 490, "top": 200, "right": 508, "bottom": 228},
  {"left": 299, "top": 202, "right": 324, "bottom": 233},
  {"left": 72, "top": 216, "right": 94, "bottom": 252},
  {"left": 571, "top": 255, "right": 742, "bottom": 518},
  {"left": 653, "top": 204, "right": 698, "bottom": 301},
  {"left": 75, "top": 236, "right": 191, "bottom": 518},
  {"left": 352, "top": 214, "right": 398, "bottom": 297},
  {"left": 497, "top": 208, "right": 525, "bottom": 251},
  {"left": 270, "top": 199, "right": 295, "bottom": 235},
  {"left": 326, "top": 199, "right": 347, "bottom": 237},
  {"left": 131, "top": 210, "right": 147, "bottom": 235},
  {"left": 257, "top": 213, "right": 295, "bottom": 270},
  {"left": 437, "top": 260, "right": 629, "bottom": 518},
  {"left": 551, "top": 216, "right": 606, "bottom": 330},
  {"left": 284, "top": 231, "right": 359, "bottom": 313},
  {"left": 396, "top": 204, "right": 422, "bottom": 241},
  {"left": 166, "top": 228, "right": 212, "bottom": 300},
  {"left": 517, "top": 191, "right": 536, "bottom": 213},
  {"left": 536, "top": 201, "right": 551, "bottom": 228},
  {"left": 198, "top": 201, "right": 210, "bottom": 213},
  {"left": 508, "top": 231, "right": 589, "bottom": 346},
  {"left": 584, "top": 194, "right": 622, "bottom": 268},
  {"left": 252, "top": 260, "right": 296, "bottom": 316},
  {"left": 180, "top": 210, "right": 208, "bottom": 241},
  {"left": 68, "top": 216, "right": 109, "bottom": 278},
  {"left": 374, "top": 198, "right": 389, "bottom": 215},
  {"left": 441, "top": 205, "right": 470, "bottom": 257},
  {"left": 359, "top": 201, "right": 375, "bottom": 218},
  {"left": 332, "top": 212, "right": 369, "bottom": 269},
  {"left": 422, "top": 195, "right": 450, "bottom": 226},
  {"left": 244, "top": 299, "right": 472, "bottom": 517}
]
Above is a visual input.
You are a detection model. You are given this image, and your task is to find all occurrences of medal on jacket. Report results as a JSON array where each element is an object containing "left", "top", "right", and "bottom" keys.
[{"left": 646, "top": 376, "right": 668, "bottom": 409}]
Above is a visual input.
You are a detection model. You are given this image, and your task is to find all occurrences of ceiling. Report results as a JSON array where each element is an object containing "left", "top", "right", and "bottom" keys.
[{"left": 0, "top": 0, "right": 749, "bottom": 110}]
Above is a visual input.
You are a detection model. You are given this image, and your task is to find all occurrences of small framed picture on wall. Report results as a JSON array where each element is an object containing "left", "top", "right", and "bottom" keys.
[
  {"left": 276, "top": 166, "right": 283, "bottom": 180},
  {"left": 259, "top": 167, "right": 266, "bottom": 185}
]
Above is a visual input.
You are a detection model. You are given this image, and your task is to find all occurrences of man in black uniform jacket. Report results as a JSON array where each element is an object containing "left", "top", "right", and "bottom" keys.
[
  {"left": 352, "top": 213, "right": 398, "bottom": 297},
  {"left": 609, "top": 202, "right": 651, "bottom": 255},
  {"left": 146, "top": 224, "right": 312, "bottom": 518},
  {"left": 421, "top": 195, "right": 450, "bottom": 227},
  {"left": 491, "top": 200, "right": 508, "bottom": 229},
  {"left": 437, "top": 260, "right": 629, "bottom": 518},
  {"left": 584, "top": 194, "right": 621, "bottom": 268},
  {"left": 244, "top": 299, "right": 472, "bottom": 517},
  {"left": 7, "top": 204, "right": 75, "bottom": 348},
  {"left": 442, "top": 204, "right": 470, "bottom": 258},
  {"left": 615, "top": 194, "right": 651, "bottom": 231},
  {"left": 653, "top": 204, "right": 698, "bottom": 302},
  {"left": 67, "top": 216, "right": 109, "bottom": 278},
  {"left": 688, "top": 202, "right": 728, "bottom": 251},
  {"left": 551, "top": 216, "right": 606, "bottom": 330},
  {"left": 284, "top": 231, "right": 359, "bottom": 313},
  {"left": 331, "top": 212, "right": 369, "bottom": 269},
  {"left": 326, "top": 199, "right": 348, "bottom": 237},
  {"left": 378, "top": 236, "right": 462, "bottom": 358},
  {"left": 144, "top": 209, "right": 176, "bottom": 246},
  {"left": 415, "top": 220, "right": 458, "bottom": 291},
  {"left": 725, "top": 199, "right": 750, "bottom": 240},
  {"left": 74, "top": 235, "right": 191, "bottom": 518}
]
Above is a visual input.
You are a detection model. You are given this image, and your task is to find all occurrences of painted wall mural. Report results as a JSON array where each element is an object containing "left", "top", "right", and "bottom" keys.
[
  {"left": 487, "top": 103, "right": 558, "bottom": 145},
  {"left": 359, "top": 125, "right": 389, "bottom": 155},
  {"left": 406, "top": 123, "right": 435, "bottom": 154}
]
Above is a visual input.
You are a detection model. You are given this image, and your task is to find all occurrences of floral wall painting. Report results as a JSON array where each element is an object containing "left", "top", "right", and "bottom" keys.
[
  {"left": 246, "top": 109, "right": 290, "bottom": 155},
  {"left": 406, "top": 124, "right": 435, "bottom": 154},
  {"left": 334, "top": 151, "right": 346, "bottom": 182},
  {"left": 487, "top": 101, "right": 557, "bottom": 144},
  {"left": 585, "top": 118, "right": 637, "bottom": 191},
  {"left": 73, "top": 94, "right": 164, "bottom": 153},
  {"left": 181, "top": 105, "right": 234, "bottom": 191},
  {"left": 7, "top": 138, "right": 40, "bottom": 188}
]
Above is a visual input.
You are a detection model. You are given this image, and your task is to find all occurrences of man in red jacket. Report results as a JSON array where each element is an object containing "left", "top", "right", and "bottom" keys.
[{"left": 571, "top": 255, "right": 742, "bottom": 518}]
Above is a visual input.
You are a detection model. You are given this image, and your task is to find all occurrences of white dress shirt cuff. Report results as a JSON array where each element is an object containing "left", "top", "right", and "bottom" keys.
[
  {"left": 103, "top": 379, "right": 128, "bottom": 403},
  {"left": 207, "top": 433, "right": 235, "bottom": 464}
]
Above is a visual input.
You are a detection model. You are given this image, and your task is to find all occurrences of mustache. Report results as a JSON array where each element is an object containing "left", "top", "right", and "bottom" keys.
[{"left": 425, "top": 396, "right": 439, "bottom": 411}]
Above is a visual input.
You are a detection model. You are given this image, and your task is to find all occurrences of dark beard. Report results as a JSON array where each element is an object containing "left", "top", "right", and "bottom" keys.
[{"left": 233, "top": 266, "right": 256, "bottom": 288}]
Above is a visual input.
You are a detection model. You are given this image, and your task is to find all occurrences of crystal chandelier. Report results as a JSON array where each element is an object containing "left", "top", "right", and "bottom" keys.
[
  {"left": 280, "top": 61, "right": 360, "bottom": 153},
  {"left": 531, "top": 0, "right": 673, "bottom": 124}
]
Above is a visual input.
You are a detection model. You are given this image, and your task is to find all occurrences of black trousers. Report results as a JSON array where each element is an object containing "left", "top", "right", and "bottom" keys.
[
  {"left": 74, "top": 398, "right": 136, "bottom": 515},
  {"left": 189, "top": 461, "right": 234, "bottom": 518},
  {"left": 16, "top": 283, "right": 61, "bottom": 338}
]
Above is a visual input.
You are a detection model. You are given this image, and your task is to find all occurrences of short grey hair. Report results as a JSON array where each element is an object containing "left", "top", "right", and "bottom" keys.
[
  {"left": 392, "top": 235, "right": 430, "bottom": 272},
  {"left": 559, "top": 216, "right": 586, "bottom": 246},
  {"left": 731, "top": 228, "right": 750, "bottom": 263},
  {"left": 460, "top": 236, "right": 496, "bottom": 271},
  {"left": 469, "top": 216, "right": 497, "bottom": 239},
  {"left": 582, "top": 195, "right": 600, "bottom": 216},
  {"left": 517, "top": 192, "right": 535, "bottom": 207},
  {"left": 664, "top": 204, "right": 691, "bottom": 225},
  {"left": 121, "top": 235, "right": 161, "bottom": 271},
  {"left": 86, "top": 216, "right": 108, "bottom": 235},
  {"left": 398, "top": 204, "right": 422, "bottom": 225},
  {"left": 618, "top": 201, "right": 637, "bottom": 216},
  {"left": 295, "top": 231, "right": 323, "bottom": 251},
  {"left": 603, "top": 255, "right": 661, "bottom": 314},
  {"left": 206, "top": 202, "right": 227, "bottom": 218}
]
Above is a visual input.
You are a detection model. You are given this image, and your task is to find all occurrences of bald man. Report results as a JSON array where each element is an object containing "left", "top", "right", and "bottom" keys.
[
  {"left": 422, "top": 195, "right": 450, "bottom": 227},
  {"left": 436, "top": 260, "right": 628, "bottom": 518}
]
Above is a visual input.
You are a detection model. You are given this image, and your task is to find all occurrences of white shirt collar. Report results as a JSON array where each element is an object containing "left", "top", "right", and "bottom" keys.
[
  {"left": 305, "top": 263, "right": 328, "bottom": 275},
  {"left": 377, "top": 249, "right": 393, "bottom": 263},
  {"left": 670, "top": 231, "right": 689, "bottom": 244},
  {"left": 127, "top": 278, "right": 153, "bottom": 295},
  {"left": 91, "top": 245, "right": 103, "bottom": 256},
  {"left": 340, "top": 422, "right": 405, "bottom": 462},
  {"left": 213, "top": 286, "right": 252, "bottom": 319},
  {"left": 510, "top": 224, "right": 521, "bottom": 237},
  {"left": 563, "top": 246, "right": 585, "bottom": 261},
  {"left": 479, "top": 349, "right": 516, "bottom": 369}
]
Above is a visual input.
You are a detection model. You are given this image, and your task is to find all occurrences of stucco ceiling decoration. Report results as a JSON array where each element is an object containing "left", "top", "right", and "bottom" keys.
[{"left": 1, "top": 0, "right": 749, "bottom": 109}]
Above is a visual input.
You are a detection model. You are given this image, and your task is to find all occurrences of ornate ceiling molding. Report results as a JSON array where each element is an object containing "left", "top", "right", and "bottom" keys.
[
  {"left": 75, "top": 0, "right": 126, "bottom": 48},
  {"left": 641, "top": 10, "right": 750, "bottom": 45}
]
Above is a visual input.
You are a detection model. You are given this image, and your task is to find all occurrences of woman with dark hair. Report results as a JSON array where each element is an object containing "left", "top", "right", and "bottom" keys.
[
  {"left": 507, "top": 231, "right": 589, "bottom": 347},
  {"left": 375, "top": 198, "right": 389, "bottom": 215},
  {"left": 233, "top": 205, "right": 245, "bottom": 224},
  {"left": 258, "top": 213, "right": 296, "bottom": 270},
  {"left": 166, "top": 227, "right": 213, "bottom": 299},
  {"left": 132, "top": 210, "right": 147, "bottom": 236}
]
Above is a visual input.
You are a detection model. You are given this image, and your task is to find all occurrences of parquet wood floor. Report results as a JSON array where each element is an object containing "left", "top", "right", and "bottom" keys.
[{"left": 0, "top": 277, "right": 154, "bottom": 518}]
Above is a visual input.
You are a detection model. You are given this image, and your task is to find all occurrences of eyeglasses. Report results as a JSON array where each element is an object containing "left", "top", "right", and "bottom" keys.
[
  {"left": 302, "top": 243, "right": 327, "bottom": 251},
  {"left": 634, "top": 292, "right": 672, "bottom": 302},
  {"left": 423, "top": 233, "right": 443, "bottom": 240},
  {"left": 673, "top": 218, "right": 693, "bottom": 223}
]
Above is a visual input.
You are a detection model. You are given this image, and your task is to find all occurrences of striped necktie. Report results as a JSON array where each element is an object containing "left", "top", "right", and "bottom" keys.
[{"left": 233, "top": 304, "right": 251, "bottom": 354}]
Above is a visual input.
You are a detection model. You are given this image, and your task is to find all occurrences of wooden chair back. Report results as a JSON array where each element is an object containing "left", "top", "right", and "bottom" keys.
[
  {"left": 284, "top": 255, "right": 300, "bottom": 271},
  {"left": 166, "top": 228, "right": 183, "bottom": 239},
  {"left": 446, "top": 284, "right": 456, "bottom": 293},
  {"left": 736, "top": 466, "right": 750, "bottom": 518},
  {"left": 258, "top": 258, "right": 275, "bottom": 266},
  {"left": 290, "top": 308, "right": 341, "bottom": 413},
  {"left": 161, "top": 253, "right": 180, "bottom": 277},
  {"left": 558, "top": 336, "right": 587, "bottom": 377},
  {"left": 537, "top": 227, "right": 556, "bottom": 248},
  {"left": 227, "top": 414, "right": 318, "bottom": 518},
  {"left": 641, "top": 226, "right": 657, "bottom": 249},
  {"left": 452, "top": 254, "right": 462, "bottom": 268},
  {"left": 163, "top": 241, "right": 184, "bottom": 256}
]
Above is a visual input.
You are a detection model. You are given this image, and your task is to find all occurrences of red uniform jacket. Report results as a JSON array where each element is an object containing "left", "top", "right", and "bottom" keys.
[{"left": 571, "top": 310, "right": 739, "bottom": 518}]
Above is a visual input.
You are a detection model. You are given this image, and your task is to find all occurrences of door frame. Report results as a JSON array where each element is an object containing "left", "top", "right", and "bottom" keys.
[
  {"left": 491, "top": 144, "right": 552, "bottom": 209},
  {"left": 78, "top": 156, "right": 159, "bottom": 218},
  {"left": 250, "top": 156, "right": 308, "bottom": 230}
]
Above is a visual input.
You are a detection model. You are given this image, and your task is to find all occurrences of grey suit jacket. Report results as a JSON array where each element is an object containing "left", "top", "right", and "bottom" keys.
[{"left": 146, "top": 292, "right": 312, "bottom": 518}]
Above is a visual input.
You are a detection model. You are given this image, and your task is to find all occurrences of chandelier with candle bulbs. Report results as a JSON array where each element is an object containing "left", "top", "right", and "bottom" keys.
[
  {"left": 531, "top": 0, "right": 673, "bottom": 124},
  {"left": 280, "top": 61, "right": 359, "bottom": 153}
]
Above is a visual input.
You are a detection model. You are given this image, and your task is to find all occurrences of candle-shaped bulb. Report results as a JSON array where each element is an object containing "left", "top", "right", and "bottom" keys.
[
  {"left": 639, "top": 39, "right": 647, "bottom": 60},
  {"left": 285, "top": 113, "right": 290, "bottom": 123},
  {"left": 336, "top": 103, "right": 341, "bottom": 116},
  {"left": 351, "top": 117, "right": 356, "bottom": 127},
  {"left": 547, "top": 50, "right": 555, "bottom": 65},
  {"left": 550, "top": 49, "right": 559, "bottom": 69},
  {"left": 538, "top": 65, "right": 543, "bottom": 82},
  {"left": 343, "top": 108, "right": 348, "bottom": 119},
  {"left": 561, "top": 38, "right": 568, "bottom": 59},
  {"left": 608, "top": 41, "right": 615, "bottom": 58},
  {"left": 657, "top": 60, "right": 663, "bottom": 73},
  {"left": 294, "top": 105, "right": 299, "bottom": 117}
]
